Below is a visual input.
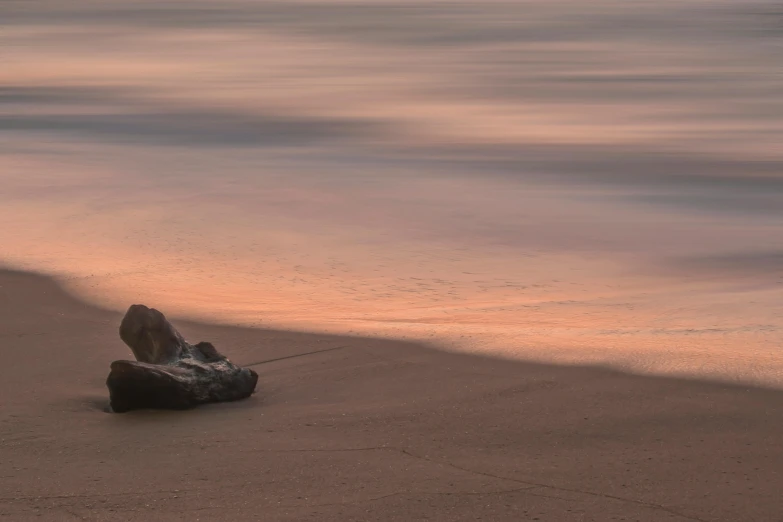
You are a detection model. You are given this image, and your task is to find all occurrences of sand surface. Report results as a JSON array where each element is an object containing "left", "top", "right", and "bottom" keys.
[{"left": 2, "top": 269, "right": 783, "bottom": 521}]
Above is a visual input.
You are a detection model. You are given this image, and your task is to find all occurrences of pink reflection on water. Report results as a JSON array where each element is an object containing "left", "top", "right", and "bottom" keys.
[{"left": 2, "top": 0, "right": 782, "bottom": 384}]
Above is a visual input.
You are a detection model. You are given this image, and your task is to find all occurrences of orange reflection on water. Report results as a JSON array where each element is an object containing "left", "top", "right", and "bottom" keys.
[{"left": 2, "top": 0, "right": 782, "bottom": 384}]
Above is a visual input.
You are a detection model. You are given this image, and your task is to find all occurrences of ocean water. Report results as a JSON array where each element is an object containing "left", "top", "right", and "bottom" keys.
[{"left": 2, "top": 0, "right": 782, "bottom": 384}]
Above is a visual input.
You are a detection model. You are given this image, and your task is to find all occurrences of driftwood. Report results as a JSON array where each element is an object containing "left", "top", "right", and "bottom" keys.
[{"left": 106, "top": 304, "right": 258, "bottom": 413}]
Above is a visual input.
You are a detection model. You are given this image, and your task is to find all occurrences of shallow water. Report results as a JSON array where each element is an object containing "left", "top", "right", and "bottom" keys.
[{"left": 2, "top": 0, "right": 782, "bottom": 384}]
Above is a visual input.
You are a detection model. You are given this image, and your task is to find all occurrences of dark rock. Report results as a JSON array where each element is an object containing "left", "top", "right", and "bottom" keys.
[{"left": 107, "top": 304, "right": 258, "bottom": 413}]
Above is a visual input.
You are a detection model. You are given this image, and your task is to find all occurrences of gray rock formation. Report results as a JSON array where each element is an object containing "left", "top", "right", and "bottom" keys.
[{"left": 106, "top": 305, "right": 258, "bottom": 412}]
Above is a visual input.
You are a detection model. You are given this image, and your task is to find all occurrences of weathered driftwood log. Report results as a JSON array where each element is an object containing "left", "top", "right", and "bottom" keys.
[{"left": 106, "top": 304, "right": 258, "bottom": 413}]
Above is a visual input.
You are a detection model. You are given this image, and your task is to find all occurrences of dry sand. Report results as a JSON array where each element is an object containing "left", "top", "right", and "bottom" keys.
[{"left": 2, "top": 268, "right": 782, "bottom": 522}]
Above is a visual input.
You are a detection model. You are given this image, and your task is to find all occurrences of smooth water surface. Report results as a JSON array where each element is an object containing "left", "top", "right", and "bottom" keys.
[{"left": 2, "top": 0, "right": 782, "bottom": 383}]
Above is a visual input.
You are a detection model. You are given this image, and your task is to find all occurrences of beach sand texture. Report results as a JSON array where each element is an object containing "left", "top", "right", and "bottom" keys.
[{"left": 2, "top": 269, "right": 783, "bottom": 521}]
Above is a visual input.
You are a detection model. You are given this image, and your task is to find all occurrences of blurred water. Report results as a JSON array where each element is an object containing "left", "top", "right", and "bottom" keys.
[{"left": 2, "top": 0, "right": 782, "bottom": 384}]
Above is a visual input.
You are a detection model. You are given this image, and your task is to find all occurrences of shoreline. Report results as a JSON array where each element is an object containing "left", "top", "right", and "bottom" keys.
[
  {"left": 4, "top": 262, "right": 782, "bottom": 391},
  {"left": 2, "top": 267, "right": 783, "bottom": 521}
]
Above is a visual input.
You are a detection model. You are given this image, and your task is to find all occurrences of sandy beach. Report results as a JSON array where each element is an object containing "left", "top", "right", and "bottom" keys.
[
  {"left": 3, "top": 1, "right": 783, "bottom": 520},
  {"left": 2, "top": 268, "right": 783, "bottom": 521}
]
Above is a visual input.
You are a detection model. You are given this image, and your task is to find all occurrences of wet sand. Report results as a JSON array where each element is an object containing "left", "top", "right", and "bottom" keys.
[{"left": 2, "top": 268, "right": 783, "bottom": 521}]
